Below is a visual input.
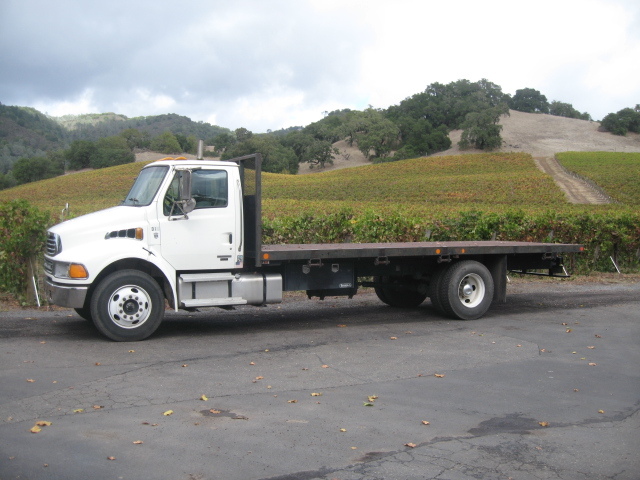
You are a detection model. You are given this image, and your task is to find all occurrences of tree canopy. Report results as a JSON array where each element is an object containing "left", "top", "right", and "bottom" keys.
[
  {"left": 508, "top": 88, "right": 550, "bottom": 114},
  {"left": 601, "top": 106, "right": 640, "bottom": 136}
]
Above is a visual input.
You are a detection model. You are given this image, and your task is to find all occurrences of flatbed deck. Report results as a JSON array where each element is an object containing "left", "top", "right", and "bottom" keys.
[{"left": 261, "top": 241, "right": 584, "bottom": 261}]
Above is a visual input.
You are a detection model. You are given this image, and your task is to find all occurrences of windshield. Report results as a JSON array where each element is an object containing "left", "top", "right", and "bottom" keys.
[{"left": 122, "top": 165, "right": 169, "bottom": 206}]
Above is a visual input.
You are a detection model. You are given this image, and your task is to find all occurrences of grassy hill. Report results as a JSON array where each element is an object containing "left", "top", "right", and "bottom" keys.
[
  {"left": 0, "top": 151, "right": 634, "bottom": 220},
  {"left": 0, "top": 152, "right": 568, "bottom": 218},
  {"left": 1, "top": 151, "right": 638, "bottom": 272}
]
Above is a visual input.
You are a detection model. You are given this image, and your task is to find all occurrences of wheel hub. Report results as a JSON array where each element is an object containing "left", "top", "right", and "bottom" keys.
[
  {"left": 462, "top": 284, "right": 474, "bottom": 297},
  {"left": 108, "top": 285, "right": 152, "bottom": 329},
  {"left": 457, "top": 273, "right": 485, "bottom": 308}
]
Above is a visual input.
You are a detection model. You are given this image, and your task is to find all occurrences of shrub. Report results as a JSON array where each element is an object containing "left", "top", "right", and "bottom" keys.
[{"left": 0, "top": 200, "right": 51, "bottom": 299}]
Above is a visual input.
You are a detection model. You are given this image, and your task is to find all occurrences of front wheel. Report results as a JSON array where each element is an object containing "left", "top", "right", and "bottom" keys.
[
  {"left": 90, "top": 270, "right": 165, "bottom": 341},
  {"left": 74, "top": 306, "right": 93, "bottom": 322},
  {"left": 436, "top": 261, "right": 494, "bottom": 320}
]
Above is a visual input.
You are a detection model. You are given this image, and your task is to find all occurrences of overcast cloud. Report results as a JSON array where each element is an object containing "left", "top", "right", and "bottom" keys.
[{"left": 1, "top": 0, "right": 639, "bottom": 132}]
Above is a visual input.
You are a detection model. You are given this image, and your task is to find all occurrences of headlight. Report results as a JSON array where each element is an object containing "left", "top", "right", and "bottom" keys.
[{"left": 52, "top": 261, "right": 89, "bottom": 279}]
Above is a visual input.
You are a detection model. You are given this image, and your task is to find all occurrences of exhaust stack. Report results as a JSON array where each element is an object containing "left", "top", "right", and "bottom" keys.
[{"left": 197, "top": 139, "right": 204, "bottom": 160}]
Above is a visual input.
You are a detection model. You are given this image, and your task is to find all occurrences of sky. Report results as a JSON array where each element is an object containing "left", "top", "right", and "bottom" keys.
[{"left": 1, "top": 0, "right": 639, "bottom": 133}]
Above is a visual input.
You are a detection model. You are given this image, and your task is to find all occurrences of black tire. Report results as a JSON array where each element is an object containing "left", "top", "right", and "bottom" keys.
[
  {"left": 90, "top": 270, "right": 165, "bottom": 342},
  {"left": 374, "top": 276, "right": 428, "bottom": 308},
  {"left": 428, "top": 266, "right": 447, "bottom": 314},
  {"left": 74, "top": 307, "right": 93, "bottom": 322},
  {"left": 436, "top": 261, "right": 494, "bottom": 320}
]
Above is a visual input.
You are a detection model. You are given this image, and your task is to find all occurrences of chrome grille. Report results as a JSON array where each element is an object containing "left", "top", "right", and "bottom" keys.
[{"left": 46, "top": 232, "right": 61, "bottom": 256}]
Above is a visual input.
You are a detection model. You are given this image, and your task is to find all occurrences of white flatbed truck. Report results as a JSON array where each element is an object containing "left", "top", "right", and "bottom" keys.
[{"left": 44, "top": 153, "right": 583, "bottom": 341}]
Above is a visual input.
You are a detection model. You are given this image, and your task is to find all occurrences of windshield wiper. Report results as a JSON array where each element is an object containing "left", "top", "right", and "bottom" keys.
[{"left": 128, "top": 197, "right": 139, "bottom": 205}]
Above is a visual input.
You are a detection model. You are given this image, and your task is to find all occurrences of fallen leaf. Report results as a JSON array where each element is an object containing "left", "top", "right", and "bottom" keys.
[
  {"left": 339, "top": 428, "right": 347, "bottom": 432},
  {"left": 566, "top": 329, "right": 572, "bottom": 333},
  {"left": 30, "top": 425, "right": 42, "bottom": 433},
  {"left": 421, "top": 421, "right": 430, "bottom": 425},
  {"left": 363, "top": 402, "right": 374, "bottom": 407},
  {"left": 321, "top": 365, "right": 329, "bottom": 369},
  {"left": 562, "top": 322, "right": 568, "bottom": 326},
  {"left": 595, "top": 334, "right": 602, "bottom": 338},
  {"left": 233, "top": 415, "right": 248, "bottom": 420},
  {"left": 35, "top": 421, "right": 52, "bottom": 427},
  {"left": 598, "top": 409, "right": 605, "bottom": 414},
  {"left": 287, "top": 400, "right": 298, "bottom": 404},
  {"left": 390, "top": 336, "right": 398, "bottom": 340},
  {"left": 588, "top": 363, "right": 597, "bottom": 366},
  {"left": 517, "top": 344, "right": 522, "bottom": 347},
  {"left": 434, "top": 373, "right": 445, "bottom": 378},
  {"left": 209, "top": 409, "right": 221, "bottom": 414},
  {"left": 26, "top": 379, "right": 35, "bottom": 383},
  {"left": 404, "top": 443, "right": 417, "bottom": 448},
  {"left": 311, "top": 392, "right": 322, "bottom": 397},
  {"left": 367, "top": 395, "right": 378, "bottom": 402},
  {"left": 107, "top": 456, "right": 116, "bottom": 461},
  {"left": 182, "top": 364, "right": 188, "bottom": 367},
  {"left": 539, "top": 421, "right": 550, "bottom": 427},
  {"left": 73, "top": 409, "right": 84, "bottom": 413},
  {"left": 587, "top": 346, "right": 595, "bottom": 349},
  {"left": 249, "top": 362, "right": 255, "bottom": 365},
  {"left": 351, "top": 446, "right": 357, "bottom": 450},
  {"left": 163, "top": 410, "right": 174, "bottom": 416},
  {"left": 573, "top": 389, "right": 580, "bottom": 392},
  {"left": 95, "top": 362, "right": 101, "bottom": 366},
  {"left": 337, "top": 324, "right": 347, "bottom": 328},
  {"left": 133, "top": 440, "right": 143, "bottom": 445},
  {"left": 200, "top": 395, "right": 208, "bottom": 401},
  {"left": 92, "top": 405, "right": 103, "bottom": 410},
  {"left": 255, "top": 376, "right": 264, "bottom": 380},
  {"left": 128, "top": 350, "right": 135, "bottom": 353}
]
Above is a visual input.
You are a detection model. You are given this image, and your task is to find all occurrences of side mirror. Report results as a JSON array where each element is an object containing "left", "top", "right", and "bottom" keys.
[
  {"left": 179, "top": 171, "right": 192, "bottom": 201},
  {"left": 176, "top": 170, "right": 196, "bottom": 215}
]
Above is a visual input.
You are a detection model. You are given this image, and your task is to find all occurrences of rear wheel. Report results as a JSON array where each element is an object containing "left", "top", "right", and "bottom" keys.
[
  {"left": 436, "top": 261, "right": 494, "bottom": 320},
  {"left": 90, "top": 270, "right": 165, "bottom": 341},
  {"left": 428, "top": 266, "right": 447, "bottom": 314},
  {"left": 374, "top": 276, "right": 428, "bottom": 308}
]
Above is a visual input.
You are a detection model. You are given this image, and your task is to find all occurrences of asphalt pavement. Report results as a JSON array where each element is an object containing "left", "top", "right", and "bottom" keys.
[{"left": 1, "top": 280, "right": 639, "bottom": 480}]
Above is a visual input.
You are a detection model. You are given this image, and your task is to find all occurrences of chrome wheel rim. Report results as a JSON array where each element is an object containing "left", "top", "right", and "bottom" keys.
[{"left": 107, "top": 285, "right": 152, "bottom": 329}]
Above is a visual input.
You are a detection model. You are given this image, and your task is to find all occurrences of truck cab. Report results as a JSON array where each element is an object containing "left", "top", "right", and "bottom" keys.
[{"left": 44, "top": 155, "right": 282, "bottom": 341}]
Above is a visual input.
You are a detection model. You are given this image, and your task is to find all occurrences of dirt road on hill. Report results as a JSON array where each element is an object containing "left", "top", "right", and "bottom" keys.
[
  {"left": 534, "top": 156, "right": 613, "bottom": 204},
  {"left": 433, "top": 110, "right": 640, "bottom": 205}
]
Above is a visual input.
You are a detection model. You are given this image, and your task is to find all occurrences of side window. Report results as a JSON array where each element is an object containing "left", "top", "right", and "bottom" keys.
[
  {"left": 192, "top": 170, "right": 228, "bottom": 209},
  {"left": 164, "top": 169, "right": 228, "bottom": 216}
]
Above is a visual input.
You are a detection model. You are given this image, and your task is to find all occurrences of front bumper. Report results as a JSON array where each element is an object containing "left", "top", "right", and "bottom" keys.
[{"left": 45, "top": 277, "right": 88, "bottom": 309}]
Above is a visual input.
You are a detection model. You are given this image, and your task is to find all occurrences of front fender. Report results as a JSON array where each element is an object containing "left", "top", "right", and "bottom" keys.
[{"left": 47, "top": 243, "right": 179, "bottom": 311}]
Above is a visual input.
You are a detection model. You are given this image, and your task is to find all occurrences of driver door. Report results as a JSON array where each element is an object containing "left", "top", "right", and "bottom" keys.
[{"left": 159, "top": 168, "right": 239, "bottom": 271}]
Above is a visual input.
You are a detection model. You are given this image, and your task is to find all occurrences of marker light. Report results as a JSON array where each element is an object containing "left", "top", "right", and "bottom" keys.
[{"left": 69, "top": 263, "right": 89, "bottom": 279}]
